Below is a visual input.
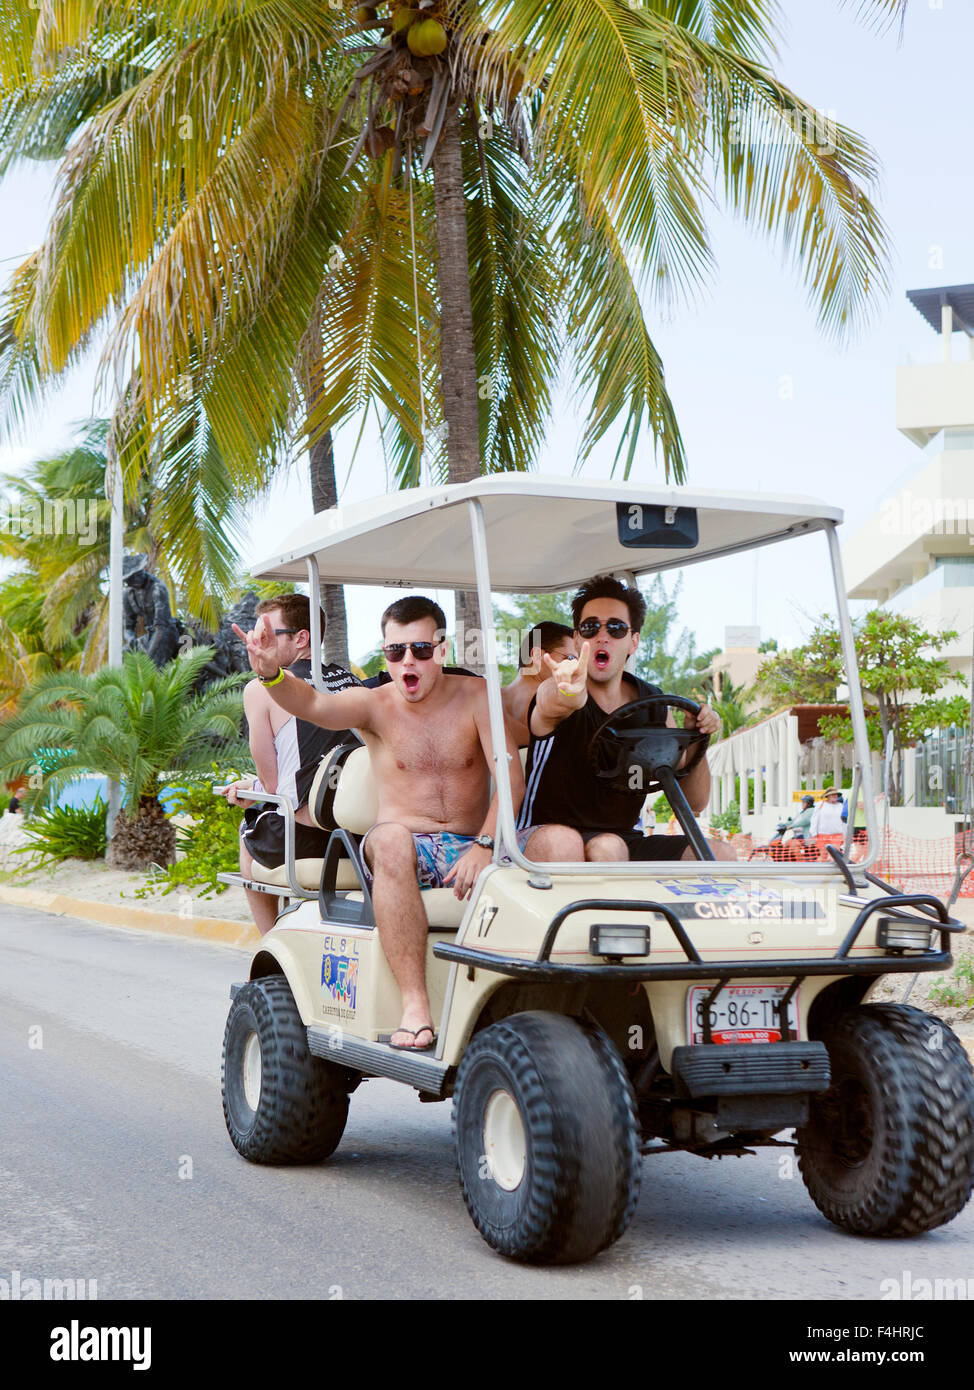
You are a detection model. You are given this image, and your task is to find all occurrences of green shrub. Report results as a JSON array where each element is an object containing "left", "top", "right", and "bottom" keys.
[
  {"left": 652, "top": 793, "right": 673, "bottom": 821},
  {"left": 928, "top": 955, "right": 974, "bottom": 1009},
  {"left": 710, "top": 799, "right": 741, "bottom": 835},
  {"left": 17, "top": 798, "right": 108, "bottom": 868},
  {"left": 140, "top": 774, "right": 243, "bottom": 898}
]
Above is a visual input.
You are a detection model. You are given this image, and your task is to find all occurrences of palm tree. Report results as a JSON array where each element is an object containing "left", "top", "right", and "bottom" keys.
[
  {"left": 0, "top": 647, "right": 247, "bottom": 869},
  {"left": 2, "top": 1, "right": 903, "bottom": 654}
]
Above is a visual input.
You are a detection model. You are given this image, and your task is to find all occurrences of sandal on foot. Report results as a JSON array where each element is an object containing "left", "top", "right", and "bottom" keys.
[{"left": 380, "top": 1025, "right": 436, "bottom": 1052}]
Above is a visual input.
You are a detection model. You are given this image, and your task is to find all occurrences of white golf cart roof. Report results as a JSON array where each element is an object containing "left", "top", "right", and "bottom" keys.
[{"left": 253, "top": 474, "right": 843, "bottom": 590}]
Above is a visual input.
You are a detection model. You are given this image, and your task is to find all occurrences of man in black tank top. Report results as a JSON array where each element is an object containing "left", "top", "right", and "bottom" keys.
[
  {"left": 517, "top": 577, "right": 735, "bottom": 864},
  {"left": 221, "top": 594, "right": 360, "bottom": 933}
]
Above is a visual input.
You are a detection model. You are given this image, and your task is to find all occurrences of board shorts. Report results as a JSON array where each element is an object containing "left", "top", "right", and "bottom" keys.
[
  {"left": 363, "top": 825, "right": 537, "bottom": 889},
  {"left": 240, "top": 804, "right": 328, "bottom": 870}
]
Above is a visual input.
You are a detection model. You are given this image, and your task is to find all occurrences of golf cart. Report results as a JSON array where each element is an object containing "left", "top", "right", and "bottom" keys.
[{"left": 221, "top": 475, "right": 974, "bottom": 1265}]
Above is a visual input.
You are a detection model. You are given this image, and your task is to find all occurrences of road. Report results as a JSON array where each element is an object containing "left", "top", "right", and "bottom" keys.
[{"left": 1, "top": 906, "right": 972, "bottom": 1300}]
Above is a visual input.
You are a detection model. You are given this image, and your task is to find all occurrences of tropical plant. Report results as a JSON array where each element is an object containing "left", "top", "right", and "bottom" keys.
[
  {"left": 17, "top": 796, "right": 108, "bottom": 869},
  {"left": 138, "top": 773, "right": 244, "bottom": 898},
  {"left": 0, "top": 1, "right": 900, "bottom": 668},
  {"left": 0, "top": 648, "right": 247, "bottom": 869},
  {"left": 754, "top": 609, "right": 966, "bottom": 804}
]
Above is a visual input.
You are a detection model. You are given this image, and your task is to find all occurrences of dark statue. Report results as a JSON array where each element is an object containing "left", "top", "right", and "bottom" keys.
[
  {"left": 122, "top": 554, "right": 180, "bottom": 666},
  {"left": 122, "top": 553, "right": 258, "bottom": 688}
]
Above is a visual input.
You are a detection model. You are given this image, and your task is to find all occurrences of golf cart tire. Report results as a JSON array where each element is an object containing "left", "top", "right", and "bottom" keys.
[
  {"left": 453, "top": 1011, "right": 641, "bottom": 1264},
  {"left": 796, "top": 1004, "right": 974, "bottom": 1236},
  {"left": 223, "top": 974, "right": 351, "bottom": 1164}
]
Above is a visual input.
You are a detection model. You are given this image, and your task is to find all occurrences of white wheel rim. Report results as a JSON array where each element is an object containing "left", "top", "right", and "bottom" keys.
[
  {"left": 483, "top": 1088, "right": 527, "bottom": 1191},
  {"left": 242, "top": 1031, "right": 262, "bottom": 1111}
]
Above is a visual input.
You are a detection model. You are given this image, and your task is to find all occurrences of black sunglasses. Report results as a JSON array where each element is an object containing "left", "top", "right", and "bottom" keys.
[
  {"left": 577, "top": 617, "right": 632, "bottom": 639},
  {"left": 382, "top": 642, "right": 438, "bottom": 662},
  {"left": 273, "top": 628, "right": 301, "bottom": 636}
]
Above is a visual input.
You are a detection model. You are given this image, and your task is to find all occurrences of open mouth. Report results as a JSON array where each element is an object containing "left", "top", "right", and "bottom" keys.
[
  {"left": 402, "top": 672, "right": 420, "bottom": 693},
  {"left": 594, "top": 649, "right": 611, "bottom": 670}
]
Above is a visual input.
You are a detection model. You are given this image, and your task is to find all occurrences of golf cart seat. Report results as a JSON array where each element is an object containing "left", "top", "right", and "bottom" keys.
[{"left": 246, "top": 738, "right": 365, "bottom": 893}]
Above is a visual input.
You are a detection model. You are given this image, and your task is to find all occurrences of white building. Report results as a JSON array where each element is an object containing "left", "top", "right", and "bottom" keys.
[{"left": 842, "top": 283, "right": 974, "bottom": 686}]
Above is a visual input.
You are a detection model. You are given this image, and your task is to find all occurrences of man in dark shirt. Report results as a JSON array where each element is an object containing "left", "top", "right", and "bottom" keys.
[{"left": 518, "top": 576, "right": 734, "bottom": 863}]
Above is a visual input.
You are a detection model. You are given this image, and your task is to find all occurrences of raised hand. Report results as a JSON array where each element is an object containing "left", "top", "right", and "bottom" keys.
[
  {"left": 231, "top": 613, "right": 280, "bottom": 679},
  {"left": 543, "top": 641, "right": 590, "bottom": 704}
]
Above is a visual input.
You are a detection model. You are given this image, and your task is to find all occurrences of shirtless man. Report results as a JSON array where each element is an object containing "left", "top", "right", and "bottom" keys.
[
  {"left": 235, "top": 595, "right": 525, "bottom": 1051},
  {"left": 502, "top": 621, "right": 575, "bottom": 747},
  {"left": 517, "top": 575, "right": 735, "bottom": 863}
]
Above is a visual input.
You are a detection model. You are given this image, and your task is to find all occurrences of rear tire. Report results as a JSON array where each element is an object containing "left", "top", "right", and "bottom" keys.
[
  {"left": 453, "top": 1011, "right": 641, "bottom": 1264},
  {"left": 222, "top": 975, "right": 352, "bottom": 1163},
  {"left": 796, "top": 1004, "right": 974, "bottom": 1235}
]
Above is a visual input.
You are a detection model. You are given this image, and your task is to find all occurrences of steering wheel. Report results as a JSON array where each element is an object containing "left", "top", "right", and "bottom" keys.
[{"left": 586, "top": 694, "right": 711, "bottom": 796}]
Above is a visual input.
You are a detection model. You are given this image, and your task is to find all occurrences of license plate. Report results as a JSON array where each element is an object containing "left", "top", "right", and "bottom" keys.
[{"left": 687, "top": 984, "right": 800, "bottom": 1044}]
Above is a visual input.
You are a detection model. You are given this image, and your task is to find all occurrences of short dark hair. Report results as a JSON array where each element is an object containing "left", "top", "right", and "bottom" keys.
[
  {"left": 380, "top": 594, "right": 447, "bottom": 639},
  {"left": 257, "top": 593, "right": 324, "bottom": 640},
  {"left": 571, "top": 575, "right": 646, "bottom": 633},
  {"left": 519, "top": 621, "right": 574, "bottom": 669}
]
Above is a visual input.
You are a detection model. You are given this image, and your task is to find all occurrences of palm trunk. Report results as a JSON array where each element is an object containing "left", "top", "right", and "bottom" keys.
[
  {"left": 308, "top": 428, "right": 350, "bottom": 670},
  {"left": 432, "top": 103, "right": 484, "bottom": 672}
]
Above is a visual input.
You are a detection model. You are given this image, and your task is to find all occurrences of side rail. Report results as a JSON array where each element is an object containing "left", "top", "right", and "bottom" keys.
[
  {"left": 212, "top": 783, "right": 315, "bottom": 902},
  {"left": 433, "top": 894, "right": 965, "bottom": 985}
]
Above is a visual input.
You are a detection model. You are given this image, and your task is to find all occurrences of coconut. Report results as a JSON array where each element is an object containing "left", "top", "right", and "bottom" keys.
[
  {"left": 407, "top": 17, "right": 447, "bottom": 57},
  {"left": 391, "top": 6, "right": 417, "bottom": 33}
]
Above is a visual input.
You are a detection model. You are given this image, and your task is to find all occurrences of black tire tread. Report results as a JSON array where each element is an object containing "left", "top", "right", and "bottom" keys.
[
  {"left": 797, "top": 1003, "right": 974, "bottom": 1236},
  {"left": 222, "top": 974, "right": 350, "bottom": 1164},
  {"left": 453, "top": 1011, "right": 641, "bottom": 1264}
]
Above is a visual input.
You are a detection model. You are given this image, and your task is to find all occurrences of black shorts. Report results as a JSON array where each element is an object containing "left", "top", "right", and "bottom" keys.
[
  {"left": 240, "top": 804, "right": 328, "bottom": 870},
  {"left": 528, "top": 827, "right": 689, "bottom": 860}
]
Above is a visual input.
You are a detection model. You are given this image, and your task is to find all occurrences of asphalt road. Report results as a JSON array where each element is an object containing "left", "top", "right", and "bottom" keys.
[{"left": 2, "top": 906, "right": 973, "bottom": 1301}]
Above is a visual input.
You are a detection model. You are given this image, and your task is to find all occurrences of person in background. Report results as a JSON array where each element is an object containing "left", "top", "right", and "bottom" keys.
[
  {"left": 502, "top": 621, "right": 576, "bottom": 747},
  {"left": 774, "top": 794, "right": 815, "bottom": 843},
  {"left": 810, "top": 787, "right": 845, "bottom": 838}
]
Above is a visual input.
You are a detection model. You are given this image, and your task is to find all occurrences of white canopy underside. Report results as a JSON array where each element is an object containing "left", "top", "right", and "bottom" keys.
[{"left": 252, "top": 474, "right": 842, "bottom": 592}]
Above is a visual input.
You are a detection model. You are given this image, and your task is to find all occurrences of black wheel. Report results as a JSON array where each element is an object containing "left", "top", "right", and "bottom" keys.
[
  {"left": 222, "top": 974, "right": 352, "bottom": 1164},
  {"left": 453, "top": 1011, "right": 641, "bottom": 1264},
  {"left": 796, "top": 1004, "right": 974, "bottom": 1236}
]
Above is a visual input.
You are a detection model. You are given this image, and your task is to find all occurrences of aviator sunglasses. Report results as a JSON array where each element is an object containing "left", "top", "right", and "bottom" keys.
[
  {"left": 382, "top": 642, "right": 438, "bottom": 662},
  {"left": 577, "top": 617, "right": 633, "bottom": 639}
]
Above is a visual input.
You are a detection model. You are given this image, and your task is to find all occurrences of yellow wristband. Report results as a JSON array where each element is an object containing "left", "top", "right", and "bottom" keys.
[
  {"left": 259, "top": 667, "right": 285, "bottom": 687},
  {"left": 559, "top": 687, "right": 581, "bottom": 698}
]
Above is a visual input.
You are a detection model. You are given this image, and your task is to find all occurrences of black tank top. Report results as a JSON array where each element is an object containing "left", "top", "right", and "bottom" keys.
[{"left": 517, "top": 673, "right": 664, "bottom": 832}]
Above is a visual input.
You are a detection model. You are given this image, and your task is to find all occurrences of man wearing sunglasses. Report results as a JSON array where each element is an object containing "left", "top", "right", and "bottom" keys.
[
  {"left": 221, "top": 594, "right": 361, "bottom": 933},
  {"left": 518, "top": 575, "right": 734, "bottom": 864},
  {"left": 234, "top": 594, "right": 524, "bottom": 1052}
]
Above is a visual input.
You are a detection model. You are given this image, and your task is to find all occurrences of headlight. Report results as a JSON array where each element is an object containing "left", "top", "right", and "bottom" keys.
[
  {"left": 589, "top": 924, "right": 650, "bottom": 958},
  {"left": 877, "top": 918, "right": 934, "bottom": 952}
]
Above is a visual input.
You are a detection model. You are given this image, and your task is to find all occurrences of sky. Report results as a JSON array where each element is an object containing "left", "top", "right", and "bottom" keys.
[{"left": 0, "top": 0, "right": 971, "bottom": 668}]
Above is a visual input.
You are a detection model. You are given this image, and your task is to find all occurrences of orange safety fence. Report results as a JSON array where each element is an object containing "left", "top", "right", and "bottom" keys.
[{"left": 737, "top": 829, "right": 974, "bottom": 898}]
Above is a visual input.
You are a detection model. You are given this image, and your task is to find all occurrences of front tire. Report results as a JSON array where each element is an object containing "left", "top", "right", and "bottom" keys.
[
  {"left": 222, "top": 975, "right": 352, "bottom": 1163},
  {"left": 796, "top": 1004, "right": 974, "bottom": 1236},
  {"left": 453, "top": 1011, "right": 641, "bottom": 1264}
]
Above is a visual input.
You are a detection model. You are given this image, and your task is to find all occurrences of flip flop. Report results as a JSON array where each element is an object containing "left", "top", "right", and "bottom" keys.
[{"left": 380, "top": 1025, "right": 436, "bottom": 1053}]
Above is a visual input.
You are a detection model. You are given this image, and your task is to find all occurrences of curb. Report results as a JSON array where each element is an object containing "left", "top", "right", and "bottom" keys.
[{"left": 0, "top": 882, "right": 261, "bottom": 949}]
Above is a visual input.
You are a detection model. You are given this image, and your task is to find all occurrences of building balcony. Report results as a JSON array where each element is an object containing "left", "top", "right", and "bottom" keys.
[{"left": 842, "top": 445, "right": 974, "bottom": 600}]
